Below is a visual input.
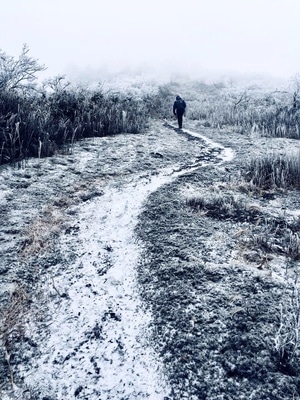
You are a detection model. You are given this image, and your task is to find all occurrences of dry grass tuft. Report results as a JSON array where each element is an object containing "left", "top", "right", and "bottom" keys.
[
  {"left": 186, "top": 192, "right": 262, "bottom": 223},
  {"left": 273, "top": 283, "right": 300, "bottom": 375},
  {"left": 0, "top": 286, "right": 31, "bottom": 387},
  {"left": 244, "top": 150, "right": 300, "bottom": 190},
  {"left": 19, "top": 206, "right": 67, "bottom": 259}
]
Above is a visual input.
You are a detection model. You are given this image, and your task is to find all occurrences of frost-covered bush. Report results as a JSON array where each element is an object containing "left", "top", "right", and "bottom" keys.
[
  {"left": 244, "top": 151, "right": 300, "bottom": 189},
  {"left": 161, "top": 78, "right": 300, "bottom": 137},
  {"left": 0, "top": 82, "right": 155, "bottom": 164}
]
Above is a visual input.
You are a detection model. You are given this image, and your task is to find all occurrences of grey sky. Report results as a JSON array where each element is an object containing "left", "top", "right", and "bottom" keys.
[{"left": 1, "top": 0, "right": 299, "bottom": 80}]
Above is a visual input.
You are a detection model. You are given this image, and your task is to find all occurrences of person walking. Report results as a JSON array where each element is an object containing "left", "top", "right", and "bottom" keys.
[{"left": 173, "top": 95, "right": 186, "bottom": 129}]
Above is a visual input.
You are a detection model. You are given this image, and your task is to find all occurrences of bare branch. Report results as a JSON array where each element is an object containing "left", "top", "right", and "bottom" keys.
[{"left": 0, "top": 44, "right": 47, "bottom": 92}]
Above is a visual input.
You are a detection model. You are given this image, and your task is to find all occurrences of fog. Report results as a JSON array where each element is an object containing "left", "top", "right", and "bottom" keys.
[{"left": 1, "top": 0, "right": 299, "bottom": 83}]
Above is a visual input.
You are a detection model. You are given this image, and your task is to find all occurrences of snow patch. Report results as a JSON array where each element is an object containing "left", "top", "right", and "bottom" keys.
[
  {"left": 1, "top": 123, "right": 235, "bottom": 399},
  {"left": 20, "top": 174, "right": 172, "bottom": 399}
]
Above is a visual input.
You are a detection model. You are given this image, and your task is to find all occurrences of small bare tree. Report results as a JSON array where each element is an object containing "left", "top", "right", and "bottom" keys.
[
  {"left": 42, "top": 74, "right": 70, "bottom": 93},
  {"left": 0, "top": 44, "right": 47, "bottom": 92}
]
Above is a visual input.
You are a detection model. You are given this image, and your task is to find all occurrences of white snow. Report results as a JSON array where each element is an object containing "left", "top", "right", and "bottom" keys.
[
  {"left": 184, "top": 128, "right": 234, "bottom": 162},
  {"left": 20, "top": 174, "right": 173, "bottom": 399},
  {"left": 3, "top": 124, "right": 232, "bottom": 399}
]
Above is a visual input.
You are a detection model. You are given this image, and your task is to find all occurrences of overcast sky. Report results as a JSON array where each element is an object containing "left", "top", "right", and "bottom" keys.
[{"left": 1, "top": 0, "right": 299, "bottom": 81}]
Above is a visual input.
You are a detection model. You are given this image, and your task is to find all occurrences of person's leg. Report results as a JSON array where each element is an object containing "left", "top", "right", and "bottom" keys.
[{"left": 178, "top": 111, "right": 183, "bottom": 128}]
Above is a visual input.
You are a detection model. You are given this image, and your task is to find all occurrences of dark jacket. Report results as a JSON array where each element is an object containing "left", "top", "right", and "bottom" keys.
[{"left": 173, "top": 96, "right": 186, "bottom": 115}]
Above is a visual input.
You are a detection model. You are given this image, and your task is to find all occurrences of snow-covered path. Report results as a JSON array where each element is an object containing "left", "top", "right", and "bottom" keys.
[
  {"left": 19, "top": 173, "right": 174, "bottom": 399},
  {"left": 1, "top": 122, "right": 233, "bottom": 400}
]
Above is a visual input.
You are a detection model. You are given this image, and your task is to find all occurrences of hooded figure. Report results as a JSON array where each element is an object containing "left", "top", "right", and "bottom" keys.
[{"left": 173, "top": 95, "right": 186, "bottom": 129}]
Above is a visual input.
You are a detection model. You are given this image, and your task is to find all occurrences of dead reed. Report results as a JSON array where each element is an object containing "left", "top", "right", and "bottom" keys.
[
  {"left": 244, "top": 150, "right": 300, "bottom": 190},
  {"left": 160, "top": 80, "right": 300, "bottom": 137},
  {"left": 0, "top": 87, "right": 151, "bottom": 165}
]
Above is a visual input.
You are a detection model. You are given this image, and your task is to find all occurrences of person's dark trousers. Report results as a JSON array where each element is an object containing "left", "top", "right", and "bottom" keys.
[{"left": 177, "top": 110, "right": 184, "bottom": 128}]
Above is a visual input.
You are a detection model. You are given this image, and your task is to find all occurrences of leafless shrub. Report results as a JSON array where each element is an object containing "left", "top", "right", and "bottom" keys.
[{"left": 0, "top": 44, "right": 46, "bottom": 92}]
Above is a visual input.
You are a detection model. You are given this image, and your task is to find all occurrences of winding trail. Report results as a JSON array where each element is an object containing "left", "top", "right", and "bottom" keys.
[
  {"left": 3, "top": 124, "right": 233, "bottom": 400},
  {"left": 23, "top": 175, "right": 173, "bottom": 399}
]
